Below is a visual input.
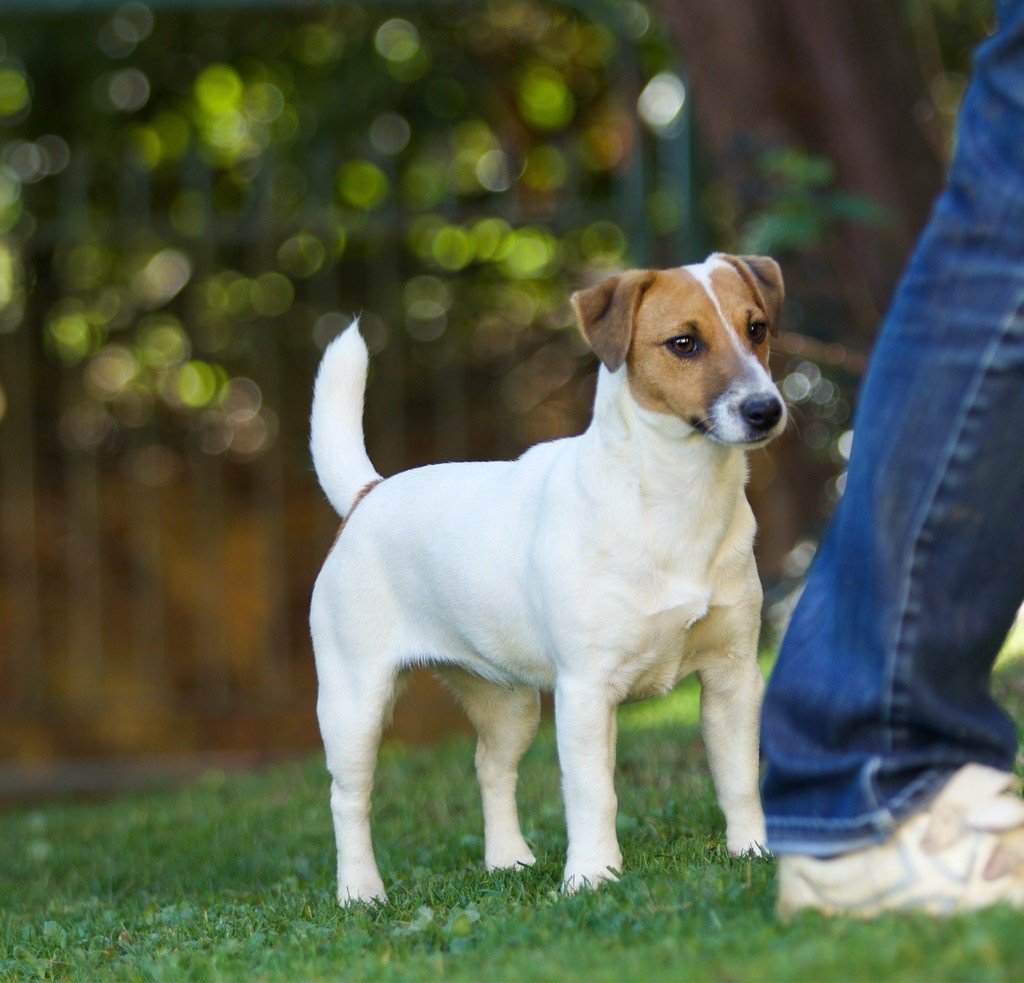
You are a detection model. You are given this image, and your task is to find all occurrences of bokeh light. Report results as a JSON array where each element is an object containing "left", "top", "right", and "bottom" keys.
[
  {"left": 336, "top": 160, "right": 389, "bottom": 210},
  {"left": 0, "top": 66, "right": 30, "bottom": 118},
  {"left": 638, "top": 72, "right": 686, "bottom": 132},
  {"left": 517, "top": 65, "right": 575, "bottom": 130}
]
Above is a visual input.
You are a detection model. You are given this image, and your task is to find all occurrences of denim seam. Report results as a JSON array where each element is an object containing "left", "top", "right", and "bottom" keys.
[
  {"left": 768, "top": 770, "right": 952, "bottom": 856},
  {"left": 860, "top": 756, "right": 884, "bottom": 812},
  {"left": 767, "top": 769, "right": 945, "bottom": 832},
  {"left": 882, "top": 767, "right": 944, "bottom": 815},
  {"left": 881, "top": 283, "right": 1024, "bottom": 754}
]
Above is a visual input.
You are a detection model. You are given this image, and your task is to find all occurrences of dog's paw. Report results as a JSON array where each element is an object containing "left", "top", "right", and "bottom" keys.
[
  {"left": 561, "top": 863, "right": 620, "bottom": 895},
  {"left": 485, "top": 837, "right": 537, "bottom": 871},
  {"left": 727, "top": 830, "right": 771, "bottom": 858},
  {"left": 337, "top": 875, "right": 388, "bottom": 907}
]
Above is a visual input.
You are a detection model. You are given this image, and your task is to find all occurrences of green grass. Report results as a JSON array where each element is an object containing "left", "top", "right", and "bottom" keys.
[{"left": 4, "top": 650, "right": 1024, "bottom": 982}]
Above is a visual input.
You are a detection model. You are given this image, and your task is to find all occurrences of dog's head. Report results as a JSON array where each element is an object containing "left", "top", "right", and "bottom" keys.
[{"left": 572, "top": 254, "right": 786, "bottom": 447}]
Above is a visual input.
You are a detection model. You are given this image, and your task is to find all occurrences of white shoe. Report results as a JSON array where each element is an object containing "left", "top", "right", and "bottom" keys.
[{"left": 777, "top": 764, "right": 1024, "bottom": 918}]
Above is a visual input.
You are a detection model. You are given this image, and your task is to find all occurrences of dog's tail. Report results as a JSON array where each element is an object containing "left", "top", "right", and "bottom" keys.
[{"left": 310, "top": 320, "right": 381, "bottom": 517}]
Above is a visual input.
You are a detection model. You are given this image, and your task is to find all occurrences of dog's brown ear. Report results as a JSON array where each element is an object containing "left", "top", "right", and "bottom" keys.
[
  {"left": 731, "top": 255, "right": 784, "bottom": 336},
  {"left": 571, "top": 270, "right": 654, "bottom": 372}
]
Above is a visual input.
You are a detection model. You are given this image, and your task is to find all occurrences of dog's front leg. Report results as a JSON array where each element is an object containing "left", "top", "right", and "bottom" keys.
[
  {"left": 555, "top": 676, "right": 621, "bottom": 893},
  {"left": 699, "top": 654, "right": 768, "bottom": 856}
]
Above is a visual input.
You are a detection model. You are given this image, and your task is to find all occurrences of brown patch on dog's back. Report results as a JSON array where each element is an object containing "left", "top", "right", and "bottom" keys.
[{"left": 331, "top": 478, "right": 382, "bottom": 549}]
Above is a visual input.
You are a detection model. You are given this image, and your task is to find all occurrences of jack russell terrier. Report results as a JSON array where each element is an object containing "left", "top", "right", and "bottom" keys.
[{"left": 310, "top": 253, "right": 786, "bottom": 904}]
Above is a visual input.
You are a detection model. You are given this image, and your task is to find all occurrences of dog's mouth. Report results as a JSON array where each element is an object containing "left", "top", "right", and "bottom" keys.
[{"left": 689, "top": 414, "right": 785, "bottom": 448}]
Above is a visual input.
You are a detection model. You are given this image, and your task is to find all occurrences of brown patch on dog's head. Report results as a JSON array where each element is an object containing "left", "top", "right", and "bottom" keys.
[
  {"left": 573, "top": 255, "right": 786, "bottom": 444},
  {"left": 571, "top": 270, "right": 654, "bottom": 372},
  {"left": 719, "top": 254, "right": 784, "bottom": 337}
]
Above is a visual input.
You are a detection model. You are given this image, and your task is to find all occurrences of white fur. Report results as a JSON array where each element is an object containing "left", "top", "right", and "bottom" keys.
[
  {"left": 310, "top": 318, "right": 769, "bottom": 905},
  {"left": 309, "top": 318, "right": 381, "bottom": 517}
]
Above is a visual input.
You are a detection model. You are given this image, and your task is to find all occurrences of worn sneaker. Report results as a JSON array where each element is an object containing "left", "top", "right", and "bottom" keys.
[{"left": 777, "top": 764, "right": 1024, "bottom": 918}]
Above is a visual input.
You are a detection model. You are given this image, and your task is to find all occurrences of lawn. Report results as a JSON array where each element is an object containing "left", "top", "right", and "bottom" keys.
[{"left": 4, "top": 646, "right": 1024, "bottom": 981}]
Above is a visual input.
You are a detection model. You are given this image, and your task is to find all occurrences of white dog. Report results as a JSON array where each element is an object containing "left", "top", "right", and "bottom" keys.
[{"left": 310, "top": 253, "right": 786, "bottom": 904}]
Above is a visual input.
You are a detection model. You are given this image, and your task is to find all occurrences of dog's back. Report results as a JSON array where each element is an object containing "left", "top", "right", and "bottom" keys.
[{"left": 316, "top": 431, "right": 575, "bottom": 691}]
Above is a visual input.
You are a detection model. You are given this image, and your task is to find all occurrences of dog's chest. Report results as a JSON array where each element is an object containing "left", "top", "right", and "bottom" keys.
[
  {"left": 607, "top": 519, "right": 752, "bottom": 700},
  {"left": 613, "top": 588, "right": 711, "bottom": 700}
]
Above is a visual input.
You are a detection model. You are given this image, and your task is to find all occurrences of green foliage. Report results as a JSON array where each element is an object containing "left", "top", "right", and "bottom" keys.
[
  {"left": 0, "top": 0, "right": 988, "bottom": 477},
  {"left": 3, "top": 658, "right": 1024, "bottom": 980},
  {"left": 739, "top": 149, "right": 889, "bottom": 255},
  {"left": 0, "top": 1, "right": 688, "bottom": 462}
]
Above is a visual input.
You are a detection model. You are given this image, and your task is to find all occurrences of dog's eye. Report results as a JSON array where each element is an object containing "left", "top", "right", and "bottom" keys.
[
  {"left": 749, "top": 319, "right": 768, "bottom": 344},
  {"left": 665, "top": 335, "right": 699, "bottom": 358}
]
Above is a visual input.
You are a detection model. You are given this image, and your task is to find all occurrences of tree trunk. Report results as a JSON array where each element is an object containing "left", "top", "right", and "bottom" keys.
[{"left": 657, "top": 0, "right": 946, "bottom": 337}]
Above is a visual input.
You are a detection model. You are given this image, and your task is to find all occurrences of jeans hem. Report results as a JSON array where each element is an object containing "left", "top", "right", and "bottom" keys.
[{"left": 765, "top": 768, "right": 951, "bottom": 858}]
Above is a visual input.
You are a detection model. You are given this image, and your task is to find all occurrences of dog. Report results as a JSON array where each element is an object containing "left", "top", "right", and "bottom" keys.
[{"left": 310, "top": 252, "right": 786, "bottom": 904}]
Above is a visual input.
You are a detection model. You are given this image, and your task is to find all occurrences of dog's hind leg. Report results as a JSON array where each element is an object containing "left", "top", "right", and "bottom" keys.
[
  {"left": 321, "top": 663, "right": 403, "bottom": 905},
  {"left": 437, "top": 668, "right": 540, "bottom": 870},
  {"left": 313, "top": 591, "right": 403, "bottom": 905}
]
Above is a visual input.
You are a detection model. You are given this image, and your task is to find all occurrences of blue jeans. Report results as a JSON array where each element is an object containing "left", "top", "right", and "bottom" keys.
[{"left": 762, "top": 0, "right": 1024, "bottom": 856}]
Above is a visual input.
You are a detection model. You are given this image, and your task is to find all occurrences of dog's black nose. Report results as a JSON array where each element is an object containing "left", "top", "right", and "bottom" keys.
[{"left": 742, "top": 394, "right": 783, "bottom": 431}]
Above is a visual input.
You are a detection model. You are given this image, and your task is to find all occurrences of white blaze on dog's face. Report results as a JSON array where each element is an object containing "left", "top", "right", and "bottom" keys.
[{"left": 572, "top": 253, "right": 787, "bottom": 446}]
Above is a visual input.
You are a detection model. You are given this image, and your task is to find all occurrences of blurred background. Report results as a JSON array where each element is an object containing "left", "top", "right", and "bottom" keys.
[{"left": 0, "top": 0, "right": 993, "bottom": 798}]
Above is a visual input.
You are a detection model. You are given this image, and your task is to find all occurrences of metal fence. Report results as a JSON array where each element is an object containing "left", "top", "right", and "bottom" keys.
[{"left": 0, "top": 0, "right": 697, "bottom": 796}]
